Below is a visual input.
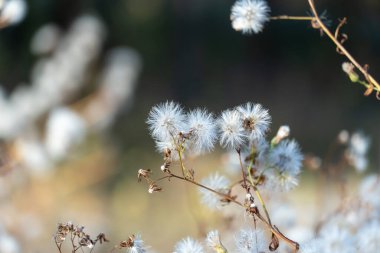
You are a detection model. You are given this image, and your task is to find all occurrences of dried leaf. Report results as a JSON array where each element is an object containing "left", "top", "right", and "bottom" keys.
[{"left": 269, "top": 233, "right": 280, "bottom": 251}]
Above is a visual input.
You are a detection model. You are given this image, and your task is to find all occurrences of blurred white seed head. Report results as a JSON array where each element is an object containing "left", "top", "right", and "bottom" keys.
[
  {"left": 359, "top": 174, "right": 380, "bottom": 209},
  {"left": 199, "top": 173, "right": 230, "bottom": 210},
  {"left": 236, "top": 102, "right": 271, "bottom": 141},
  {"left": 15, "top": 137, "right": 51, "bottom": 174},
  {"left": 87, "top": 47, "right": 141, "bottom": 130},
  {"left": 319, "top": 227, "right": 356, "bottom": 253},
  {"left": 30, "top": 24, "right": 61, "bottom": 55},
  {"left": 269, "top": 139, "right": 303, "bottom": 174},
  {"left": 357, "top": 221, "right": 380, "bottom": 252},
  {"left": 0, "top": 0, "right": 27, "bottom": 28},
  {"left": 147, "top": 101, "right": 185, "bottom": 142},
  {"left": 173, "top": 237, "right": 204, "bottom": 253},
  {"left": 234, "top": 228, "right": 267, "bottom": 253},
  {"left": 218, "top": 110, "right": 246, "bottom": 150},
  {"left": 0, "top": 234, "right": 20, "bottom": 253},
  {"left": 186, "top": 109, "right": 217, "bottom": 155},
  {"left": 230, "top": 0, "right": 270, "bottom": 34},
  {"left": 265, "top": 168, "right": 300, "bottom": 192},
  {"left": 299, "top": 239, "right": 323, "bottom": 253},
  {"left": 45, "top": 107, "right": 86, "bottom": 160},
  {"left": 337, "top": 130, "right": 349, "bottom": 144},
  {"left": 346, "top": 131, "right": 370, "bottom": 172}
]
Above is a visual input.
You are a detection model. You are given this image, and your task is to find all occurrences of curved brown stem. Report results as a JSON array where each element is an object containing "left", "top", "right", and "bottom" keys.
[
  {"left": 307, "top": 0, "right": 380, "bottom": 92},
  {"left": 166, "top": 172, "right": 299, "bottom": 252}
]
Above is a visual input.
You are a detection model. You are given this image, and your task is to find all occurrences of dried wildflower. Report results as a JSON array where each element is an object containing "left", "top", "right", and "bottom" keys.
[
  {"left": 236, "top": 102, "right": 271, "bottom": 141},
  {"left": 234, "top": 228, "right": 267, "bottom": 253},
  {"left": 230, "top": 0, "right": 270, "bottom": 34},
  {"left": 155, "top": 140, "right": 182, "bottom": 161},
  {"left": 147, "top": 101, "right": 185, "bottom": 142},
  {"left": 120, "top": 235, "right": 147, "bottom": 253},
  {"left": 79, "top": 235, "right": 94, "bottom": 249},
  {"left": 148, "top": 184, "right": 162, "bottom": 194},
  {"left": 199, "top": 173, "right": 230, "bottom": 210},
  {"left": 137, "top": 169, "right": 151, "bottom": 182},
  {"left": 206, "top": 230, "right": 227, "bottom": 253},
  {"left": 186, "top": 109, "right": 217, "bottom": 155},
  {"left": 174, "top": 237, "right": 204, "bottom": 253},
  {"left": 219, "top": 110, "right": 246, "bottom": 150}
]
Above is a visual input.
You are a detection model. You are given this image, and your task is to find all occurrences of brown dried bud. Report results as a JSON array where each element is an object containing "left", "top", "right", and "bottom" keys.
[
  {"left": 342, "top": 62, "right": 359, "bottom": 82},
  {"left": 148, "top": 184, "right": 162, "bottom": 193},
  {"left": 137, "top": 169, "right": 151, "bottom": 182}
]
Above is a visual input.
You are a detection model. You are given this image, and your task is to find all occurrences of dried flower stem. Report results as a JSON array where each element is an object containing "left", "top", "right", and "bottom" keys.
[
  {"left": 244, "top": 147, "right": 273, "bottom": 226},
  {"left": 237, "top": 150, "right": 248, "bottom": 190},
  {"left": 157, "top": 171, "right": 299, "bottom": 252},
  {"left": 307, "top": 0, "right": 380, "bottom": 92},
  {"left": 270, "top": 15, "right": 313, "bottom": 21},
  {"left": 272, "top": 0, "right": 380, "bottom": 95}
]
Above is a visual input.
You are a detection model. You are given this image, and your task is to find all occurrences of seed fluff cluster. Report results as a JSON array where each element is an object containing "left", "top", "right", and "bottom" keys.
[{"left": 230, "top": 0, "right": 270, "bottom": 34}]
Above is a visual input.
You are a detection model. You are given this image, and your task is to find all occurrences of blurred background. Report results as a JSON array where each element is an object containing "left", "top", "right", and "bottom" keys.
[{"left": 0, "top": 0, "right": 379, "bottom": 252}]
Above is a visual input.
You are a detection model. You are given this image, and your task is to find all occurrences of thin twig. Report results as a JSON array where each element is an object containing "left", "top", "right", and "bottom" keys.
[
  {"left": 307, "top": 0, "right": 380, "bottom": 92},
  {"left": 271, "top": 15, "right": 314, "bottom": 21},
  {"left": 166, "top": 172, "right": 299, "bottom": 252}
]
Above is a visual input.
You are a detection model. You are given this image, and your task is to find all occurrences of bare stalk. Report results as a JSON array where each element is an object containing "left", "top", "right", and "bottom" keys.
[
  {"left": 162, "top": 172, "right": 299, "bottom": 252},
  {"left": 271, "top": 15, "right": 313, "bottom": 21},
  {"left": 307, "top": 0, "right": 380, "bottom": 92}
]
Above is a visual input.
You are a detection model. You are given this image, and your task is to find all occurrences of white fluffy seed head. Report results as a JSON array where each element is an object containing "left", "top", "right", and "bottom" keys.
[
  {"left": 269, "top": 139, "right": 303, "bottom": 175},
  {"left": 147, "top": 101, "right": 185, "bottom": 142},
  {"left": 186, "top": 109, "right": 217, "bottom": 155},
  {"left": 173, "top": 237, "right": 204, "bottom": 253},
  {"left": 218, "top": 110, "right": 246, "bottom": 150},
  {"left": 230, "top": 0, "right": 270, "bottom": 34},
  {"left": 199, "top": 173, "right": 230, "bottom": 210},
  {"left": 236, "top": 102, "right": 271, "bottom": 141}
]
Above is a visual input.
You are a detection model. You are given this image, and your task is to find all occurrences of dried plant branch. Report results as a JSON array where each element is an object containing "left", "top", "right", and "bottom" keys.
[
  {"left": 307, "top": 0, "right": 380, "bottom": 93},
  {"left": 271, "top": 0, "right": 380, "bottom": 97},
  {"left": 145, "top": 170, "right": 299, "bottom": 252}
]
